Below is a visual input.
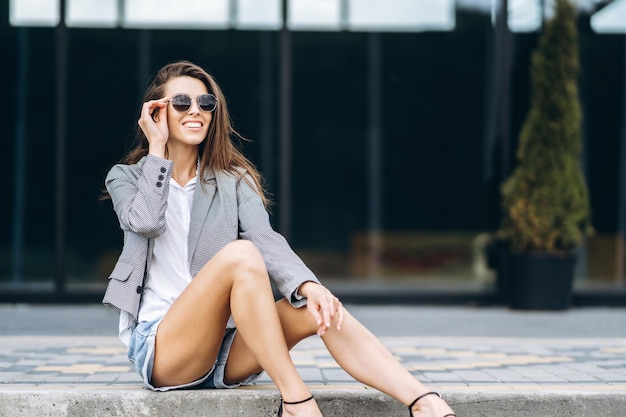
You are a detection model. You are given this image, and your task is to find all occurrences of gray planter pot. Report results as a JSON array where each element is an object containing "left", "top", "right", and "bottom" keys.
[{"left": 506, "top": 250, "right": 577, "bottom": 310}]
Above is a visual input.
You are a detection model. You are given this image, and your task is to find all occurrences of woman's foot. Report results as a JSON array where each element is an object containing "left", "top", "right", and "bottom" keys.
[
  {"left": 409, "top": 391, "right": 456, "bottom": 417},
  {"left": 278, "top": 395, "right": 323, "bottom": 417}
]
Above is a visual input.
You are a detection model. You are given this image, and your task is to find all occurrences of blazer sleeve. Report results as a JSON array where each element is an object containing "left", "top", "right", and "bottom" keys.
[
  {"left": 105, "top": 155, "right": 174, "bottom": 238},
  {"left": 236, "top": 175, "right": 321, "bottom": 308}
]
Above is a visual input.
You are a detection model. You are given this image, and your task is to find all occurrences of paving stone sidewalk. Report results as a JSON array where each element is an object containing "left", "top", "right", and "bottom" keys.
[{"left": 1, "top": 335, "right": 626, "bottom": 392}]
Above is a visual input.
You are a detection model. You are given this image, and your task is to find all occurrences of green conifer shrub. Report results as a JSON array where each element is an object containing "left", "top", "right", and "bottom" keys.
[{"left": 499, "top": 0, "right": 592, "bottom": 252}]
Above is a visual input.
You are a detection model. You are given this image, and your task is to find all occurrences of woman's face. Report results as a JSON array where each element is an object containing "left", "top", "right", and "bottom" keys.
[{"left": 163, "top": 76, "right": 212, "bottom": 146}]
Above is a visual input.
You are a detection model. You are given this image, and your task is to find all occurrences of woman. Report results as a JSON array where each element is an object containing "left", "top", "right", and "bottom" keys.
[{"left": 103, "top": 60, "right": 456, "bottom": 417}]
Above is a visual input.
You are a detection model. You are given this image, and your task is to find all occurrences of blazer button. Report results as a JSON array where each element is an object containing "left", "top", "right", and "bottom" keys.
[
  {"left": 158, "top": 174, "right": 164, "bottom": 180},
  {"left": 156, "top": 181, "right": 162, "bottom": 187},
  {"left": 160, "top": 167, "right": 167, "bottom": 173},
  {"left": 136, "top": 286, "right": 143, "bottom": 294}
]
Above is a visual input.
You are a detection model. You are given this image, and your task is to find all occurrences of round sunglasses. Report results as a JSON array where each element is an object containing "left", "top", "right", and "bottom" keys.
[{"left": 168, "top": 93, "right": 218, "bottom": 113}]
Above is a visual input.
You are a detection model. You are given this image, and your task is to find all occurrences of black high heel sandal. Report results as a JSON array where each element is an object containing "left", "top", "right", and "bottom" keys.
[
  {"left": 408, "top": 391, "right": 456, "bottom": 417},
  {"left": 277, "top": 395, "right": 314, "bottom": 417}
]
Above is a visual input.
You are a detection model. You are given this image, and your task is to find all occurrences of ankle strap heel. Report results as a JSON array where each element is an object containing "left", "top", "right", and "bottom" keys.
[
  {"left": 408, "top": 391, "right": 456, "bottom": 417},
  {"left": 277, "top": 395, "right": 314, "bottom": 417}
]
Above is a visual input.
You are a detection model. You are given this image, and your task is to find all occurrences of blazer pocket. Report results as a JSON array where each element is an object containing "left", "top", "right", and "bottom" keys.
[{"left": 109, "top": 261, "right": 134, "bottom": 282}]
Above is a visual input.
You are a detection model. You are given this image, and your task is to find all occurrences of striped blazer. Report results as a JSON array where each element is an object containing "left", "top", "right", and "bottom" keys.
[{"left": 103, "top": 154, "right": 319, "bottom": 322}]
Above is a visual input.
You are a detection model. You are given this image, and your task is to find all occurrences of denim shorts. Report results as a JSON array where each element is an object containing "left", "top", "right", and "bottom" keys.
[{"left": 127, "top": 318, "right": 262, "bottom": 391}]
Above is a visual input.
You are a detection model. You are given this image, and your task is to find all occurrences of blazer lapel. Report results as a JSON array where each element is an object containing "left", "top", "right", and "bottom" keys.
[{"left": 187, "top": 176, "right": 216, "bottom": 266}]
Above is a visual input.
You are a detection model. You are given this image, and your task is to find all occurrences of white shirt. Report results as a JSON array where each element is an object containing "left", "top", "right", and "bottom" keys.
[{"left": 118, "top": 176, "right": 196, "bottom": 347}]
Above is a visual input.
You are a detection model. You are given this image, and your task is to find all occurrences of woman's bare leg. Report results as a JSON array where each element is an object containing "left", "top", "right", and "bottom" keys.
[
  {"left": 319, "top": 309, "right": 455, "bottom": 416},
  {"left": 151, "top": 241, "right": 321, "bottom": 415},
  {"left": 226, "top": 301, "right": 455, "bottom": 416}
]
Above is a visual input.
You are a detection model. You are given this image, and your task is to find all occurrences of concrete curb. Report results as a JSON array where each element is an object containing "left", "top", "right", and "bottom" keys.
[{"left": 1, "top": 388, "right": 625, "bottom": 417}]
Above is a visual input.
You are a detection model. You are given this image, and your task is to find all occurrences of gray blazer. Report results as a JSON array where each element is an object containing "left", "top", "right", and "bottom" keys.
[{"left": 103, "top": 154, "right": 319, "bottom": 322}]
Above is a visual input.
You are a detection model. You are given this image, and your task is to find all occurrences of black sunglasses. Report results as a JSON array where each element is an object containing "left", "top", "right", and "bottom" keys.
[{"left": 168, "top": 93, "right": 218, "bottom": 112}]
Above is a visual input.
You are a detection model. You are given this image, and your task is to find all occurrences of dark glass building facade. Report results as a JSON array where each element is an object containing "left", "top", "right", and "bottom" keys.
[{"left": 1, "top": 1, "right": 625, "bottom": 304}]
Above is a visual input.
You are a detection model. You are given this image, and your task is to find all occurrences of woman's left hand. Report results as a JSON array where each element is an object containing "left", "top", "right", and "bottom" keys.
[{"left": 299, "top": 282, "right": 344, "bottom": 336}]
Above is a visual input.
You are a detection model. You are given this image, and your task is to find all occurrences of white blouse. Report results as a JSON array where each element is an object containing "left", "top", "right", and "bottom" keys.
[{"left": 118, "top": 176, "right": 196, "bottom": 347}]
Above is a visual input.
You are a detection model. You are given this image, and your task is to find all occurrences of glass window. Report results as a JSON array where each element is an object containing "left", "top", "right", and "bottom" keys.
[
  {"left": 506, "top": 0, "right": 543, "bottom": 32},
  {"left": 288, "top": 0, "right": 456, "bottom": 32},
  {"left": 10, "top": 0, "right": 59, "bottom": 26},
  {"left": 488, "top": 0, "right": 548, "bottom": 33},
  {"left": 123, "top": 0, "right": 230, "bottom": 29},
  {"left": 288, "top": 0, "right": 341, "bottom": 30},
  {"left": 64, "top": 29, "right": 143, "bottom": 290},
  {"left": 67, "top": 0, "right": 118, "bottom": 28},
  {"left": 348, "top": 0, "right": 455, "bottom": 32},
  {"left": 578, "top": 17, "right": 625, "bottom": 288},
  {"left": 1, "top": 28, "right": 57, "bottom": 289},
  {"left": 591, "top": 0, "right": 626, "bottom": 33},
  {"left": 236, "top": 0, "right": 282, "bottom": 30},
  {"left": 290, "top": 32, "right": 369, "bottom": 278}
]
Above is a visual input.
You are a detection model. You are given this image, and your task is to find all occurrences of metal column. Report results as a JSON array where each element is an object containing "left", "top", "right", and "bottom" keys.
[
  {"left": 367, "top": 32, "right": 383, "bottom": 278},
  {"left": 279, "top": 0, "right": 292, "bottom": 239},
  {"left": 55, "top": 0, "right": 68, "bottom": 295},
  {"left": 496, "top": 0, "right": 512, "bottom": 181},
  {"left": 12, "top": 28, "right": 29, "bottom": 286},
  {"left": 617, "top": 38, "right": 626, "bottom": 283}
]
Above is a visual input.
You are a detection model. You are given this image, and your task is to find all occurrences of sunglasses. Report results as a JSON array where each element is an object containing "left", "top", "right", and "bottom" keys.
[{"left": 168, "top": 93, "right": 218, "bottom": 112}]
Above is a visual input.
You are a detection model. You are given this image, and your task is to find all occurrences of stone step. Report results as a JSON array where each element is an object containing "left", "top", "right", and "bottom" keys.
[{"left": 1, "top": 387, "right": 625, "bottom": 417}]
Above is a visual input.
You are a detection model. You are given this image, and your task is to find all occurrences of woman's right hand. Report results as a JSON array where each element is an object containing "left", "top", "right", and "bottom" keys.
[{"left": 138, "top": 98, "right": 169, "bottom": 158}]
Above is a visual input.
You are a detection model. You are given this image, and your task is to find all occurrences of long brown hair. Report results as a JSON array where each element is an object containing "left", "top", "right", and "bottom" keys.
[{"left": 110, "top": 60, "right": 267, "bottom": 206}]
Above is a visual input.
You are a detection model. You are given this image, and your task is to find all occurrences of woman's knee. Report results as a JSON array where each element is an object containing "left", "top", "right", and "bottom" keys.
[{"left": 220, "top": 240, "right": 267, "bottom": 276}]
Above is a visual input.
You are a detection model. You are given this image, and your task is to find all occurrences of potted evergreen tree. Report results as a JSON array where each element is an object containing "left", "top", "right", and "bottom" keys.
[{"left": 498, "top": 0, "right": 592, "bottom": 310}]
